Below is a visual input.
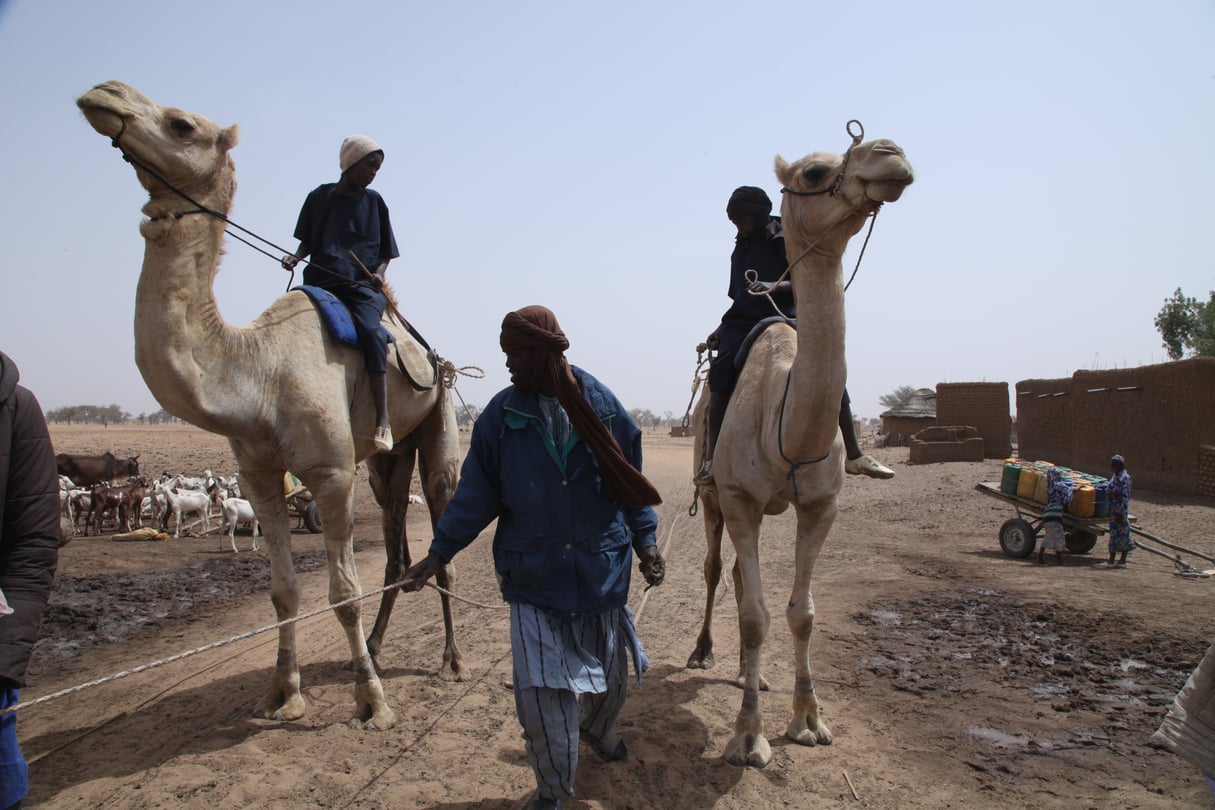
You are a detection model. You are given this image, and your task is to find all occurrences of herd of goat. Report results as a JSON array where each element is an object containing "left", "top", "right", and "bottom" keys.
[{"left": 59, "top": 467, "right": 262, "bottom": 553}]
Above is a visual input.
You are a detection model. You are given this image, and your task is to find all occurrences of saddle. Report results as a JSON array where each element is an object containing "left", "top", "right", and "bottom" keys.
[
  {"left": 735, "top": 315, "right": 796, "bottom": 371},
  {"left": 294, "top": 285, "right": 438, "bottom": 391}
]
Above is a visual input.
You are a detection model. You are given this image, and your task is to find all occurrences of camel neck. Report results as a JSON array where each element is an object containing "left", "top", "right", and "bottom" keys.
[
  {"left": 133, "top": 210, "right": 252, "bottom": 436},
  {"left": 781, "top": 242, "right": 848, "bottom": 458}
]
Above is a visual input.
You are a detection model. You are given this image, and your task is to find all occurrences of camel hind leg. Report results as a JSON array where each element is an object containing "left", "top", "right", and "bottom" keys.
[
  {"left": 364, "top": 446, "right": 418, "bottom": 670},
  {"left": 414, "top": 386, "right": 464, "bottom": 680},
  {"left": 687, "top": 486, "right": 724, "bottom": 670},
  {"left": 364, "top": 386, "right": 464, "bottom": 681}
]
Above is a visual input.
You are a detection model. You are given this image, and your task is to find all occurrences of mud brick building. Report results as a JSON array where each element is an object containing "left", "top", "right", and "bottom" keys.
[
  {"left": 1015, "top": 357, "right": 1215, "bottom": 496},
  {"left": 879, "top": 388, "right": 937, "bottom": 446},
  {"left": 935, "top": 382, "right": 1013, "bottom": 459}
]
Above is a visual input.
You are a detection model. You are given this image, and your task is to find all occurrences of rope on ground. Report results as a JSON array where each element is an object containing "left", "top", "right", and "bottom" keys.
[
  {"left": 341, "top": 646, "right": 513, "bottom": 809},
  {"left": 5, "top": 577, "right": 505, "bottom": 716},
  {"left": 635, "top": 482, "right": 691, "bottom": 625}
]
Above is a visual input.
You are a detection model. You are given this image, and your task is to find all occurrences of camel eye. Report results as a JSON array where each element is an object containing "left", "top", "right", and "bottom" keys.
[
  {"left": 802, "top": 164, "right": 831, "bottom": 189},
  {"left": 169, "top": 118, "right": 195, "bottom": 137}
]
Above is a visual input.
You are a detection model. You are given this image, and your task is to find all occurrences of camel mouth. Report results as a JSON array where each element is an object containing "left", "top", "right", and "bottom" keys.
[
  {"left": 865, "top": 180, "right": 910, "bottom": 202},
  {"left": 77, "top": 83, "right": 131, "bottom": 138}
]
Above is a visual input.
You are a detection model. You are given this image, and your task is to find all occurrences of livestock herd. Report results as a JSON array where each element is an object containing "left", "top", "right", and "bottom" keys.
[{"left": 56, "top": 451, "right": 261, "bottom": 552}]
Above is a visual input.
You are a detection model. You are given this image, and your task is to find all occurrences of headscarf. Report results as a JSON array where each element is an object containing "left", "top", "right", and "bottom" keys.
[
  {"left": 726, "top": 186, "right": 772, "bottom": 221},
  {"left": 340, "top": 135, "right": 383, "bottom": 173},
  {"left": 499, "top": 305, "right": 662, "bottom": 508}
]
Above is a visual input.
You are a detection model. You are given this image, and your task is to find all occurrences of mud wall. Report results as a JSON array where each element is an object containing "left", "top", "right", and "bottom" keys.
[
  {"left": 935, "top": 382, "right": 1012, "bottom": 459},
  {"left": 1015, "top": 357, "right": 1215, "bottom": 496},
  {"left": 881, "top": 416, "right": 935, "bottom": 447},
  {"left": 909, "top": 426, "right": 985, "bottom": 464}
]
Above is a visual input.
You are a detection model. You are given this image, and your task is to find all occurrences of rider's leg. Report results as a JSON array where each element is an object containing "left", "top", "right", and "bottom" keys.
[
  {"left": 694, "top": 389, "right": 729, "bottom": 485},
  {"left": 841, "top": 389, "right": 894, "bottom": 479}
]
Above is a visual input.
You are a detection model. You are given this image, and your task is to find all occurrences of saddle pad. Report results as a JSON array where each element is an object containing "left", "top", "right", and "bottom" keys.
[
  {"left": 294, "top": 286, "right": 435, "bottom": 389},
  {"left": 294, "top": 285, "right": 393, "bottom": 349}
]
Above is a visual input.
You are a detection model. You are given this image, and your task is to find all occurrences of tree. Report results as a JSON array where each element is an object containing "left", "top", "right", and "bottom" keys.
[
  {"left": 628, "top": 408, "right": 659, "bottom": 428},
  {"left": 455, "top": 404, "right": 481, "bottom": 428},
  {"left": 879, "top": 386, "right": 919, "bottom": 410},
  {"left": 1154, "top": 288, "right": 1215, "bottom": 360}
]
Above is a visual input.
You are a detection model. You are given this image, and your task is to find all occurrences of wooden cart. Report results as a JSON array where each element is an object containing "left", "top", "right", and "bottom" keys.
[{"left": 974, "top": 481, "right": 1126, "bottom": 558}]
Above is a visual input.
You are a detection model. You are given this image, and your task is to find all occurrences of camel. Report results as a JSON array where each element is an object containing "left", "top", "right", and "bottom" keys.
[
  {"left": 686, "top": 126, "right": 914, "bottom": 767},
  {"left": 76, "top": 81, "right": 465, "bottom": 730}
]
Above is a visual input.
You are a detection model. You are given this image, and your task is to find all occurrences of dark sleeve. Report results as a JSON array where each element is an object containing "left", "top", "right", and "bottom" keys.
[
  {"left": 292, "top": 186, "right": 325, "bottom": 247},
  {"left": 430, "top": 412, "right": 501, "bottom": 562},
  {"left": 0, "top": 388, "right": 61, "bottom": 688},
  {"left": 607, "top": 391, "right": 658, "bottom": 551},
  {"left": 376, "top": 193, "right": 400, "bottom": 262}
]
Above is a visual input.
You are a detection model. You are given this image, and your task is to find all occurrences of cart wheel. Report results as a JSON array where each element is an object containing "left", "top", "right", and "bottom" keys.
[
  {"left": 1065, "top": 529, "right": 1098, "bottom": 554},
  {"left": 303, "top": 501, "right": 323, "bottom": 534},
  {"left": 999, "top": 518, "right": 1037, "bottom": 558}
]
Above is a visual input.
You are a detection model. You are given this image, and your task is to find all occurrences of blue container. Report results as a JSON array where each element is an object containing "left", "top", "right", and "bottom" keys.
[{"left": 1093, "top": 483, "right": 1110, "bottom": 518}]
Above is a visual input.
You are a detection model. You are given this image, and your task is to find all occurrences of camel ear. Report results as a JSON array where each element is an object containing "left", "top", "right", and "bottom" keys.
[
  {"left": 774, "top": 154, "right": 794, "bottom": 188},
  {"left": 218, "top": 124, "right": 239, "bottom": 152}
]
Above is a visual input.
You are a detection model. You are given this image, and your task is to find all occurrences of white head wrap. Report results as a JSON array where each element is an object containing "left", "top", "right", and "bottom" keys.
[{"left": 339, "top": 135, "right": 383, "bottom": 173}]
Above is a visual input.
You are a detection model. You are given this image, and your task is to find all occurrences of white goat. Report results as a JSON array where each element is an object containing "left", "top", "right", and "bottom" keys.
[
  {"left": 157, "top": 481, "right": 212, "bottom": 538},
  {"left": 140, "top": 489, "right": 170, "bottom": 530},
  {"left": 219, "top": 497, "right": 260, "bottom": 552}
]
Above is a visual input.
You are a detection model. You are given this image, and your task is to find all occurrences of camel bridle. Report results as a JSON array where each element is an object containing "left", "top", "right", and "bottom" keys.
[{"left": 107, "top": 119, "right": 355, "bottom": 292}]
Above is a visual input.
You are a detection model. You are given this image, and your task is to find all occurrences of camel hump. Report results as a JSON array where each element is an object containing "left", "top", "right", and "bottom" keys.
[{"left": 736, "top": 316, "right": 795, "bottom": 371}]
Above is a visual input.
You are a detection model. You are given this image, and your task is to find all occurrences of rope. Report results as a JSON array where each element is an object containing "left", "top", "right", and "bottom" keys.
[
  {"left": 436, "top": 358, "right": 485, "bottom": 426},
  {"left": 3, "top": 577, "right": 505, "bottom": 716},
  {"left": 108, "top": 122, "right": 374, "bottom": 292}
]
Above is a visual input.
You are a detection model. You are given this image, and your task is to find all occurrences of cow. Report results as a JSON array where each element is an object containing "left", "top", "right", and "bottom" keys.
[{"left": 56, "top": 452, "right": 140, "bottom": 487}]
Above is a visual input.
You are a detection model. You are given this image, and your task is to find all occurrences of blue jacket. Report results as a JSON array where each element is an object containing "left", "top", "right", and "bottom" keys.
[{"left": 430, "top": 367, "right": 658, "bottom": 617}]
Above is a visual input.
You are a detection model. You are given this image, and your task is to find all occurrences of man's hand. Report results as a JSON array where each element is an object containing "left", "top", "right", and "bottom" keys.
[
  {"left": 638, "top": 545, "right": 665, "bottom": 588},
  {"left": 401, "top": 551, "right": 446, "bottom": 592},
  {"left": 281, "top": 254, "right": 300, "bottom": 271}
]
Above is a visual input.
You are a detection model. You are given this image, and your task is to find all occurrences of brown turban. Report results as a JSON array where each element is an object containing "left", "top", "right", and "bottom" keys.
[
  {"left": 500, "top": 306, "right": 662, "bottom": 509},
  {"left": 726, "top": 185, "right": 772, "bottom": 221}
]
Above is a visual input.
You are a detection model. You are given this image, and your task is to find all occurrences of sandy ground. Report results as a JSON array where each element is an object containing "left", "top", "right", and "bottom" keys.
[{"left": 18, "top": 422, "right": 1215, "bottom": 809}]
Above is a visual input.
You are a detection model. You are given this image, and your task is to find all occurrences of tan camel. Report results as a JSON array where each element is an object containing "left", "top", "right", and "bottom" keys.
[
  {"left": 77, "top": 81, "right": 465, "bottom": 730},
  {"left": 686, "top": 129, "right": 913, "bottom": 766}
]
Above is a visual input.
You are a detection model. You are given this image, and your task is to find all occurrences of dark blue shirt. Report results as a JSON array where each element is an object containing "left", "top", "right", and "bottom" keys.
[
  {"left": 293, "top": 183, "right": 399, "bottom": 288},
  {"left": 720, "top": 216, "right": 795, "bottom": 326}
]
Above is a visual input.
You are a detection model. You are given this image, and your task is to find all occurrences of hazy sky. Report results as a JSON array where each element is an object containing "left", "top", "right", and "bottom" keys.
[{"left": 1, "top": 1, "right": 1211, "bottom": 423}]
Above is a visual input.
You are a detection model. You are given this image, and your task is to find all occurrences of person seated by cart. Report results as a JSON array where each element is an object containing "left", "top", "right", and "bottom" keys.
[{"left": 1038, "top": 467, "right": 1072, "bottom": 565}]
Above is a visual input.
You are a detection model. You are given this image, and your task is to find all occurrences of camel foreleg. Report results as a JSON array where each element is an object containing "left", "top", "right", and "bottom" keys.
[
  {"left": 785, "top": 497, "right": 836, "bottom": 747},
  {"left": 723, "top": 521, "right": 772, "bottom": 768}
]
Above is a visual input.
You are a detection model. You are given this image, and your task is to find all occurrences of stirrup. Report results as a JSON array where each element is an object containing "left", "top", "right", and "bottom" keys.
[
  {"left": 693, "top": 457, "right": 714, "bottom": 485},
  {"left": 374, "top": 426, "right": 394, "bottom": 452}
]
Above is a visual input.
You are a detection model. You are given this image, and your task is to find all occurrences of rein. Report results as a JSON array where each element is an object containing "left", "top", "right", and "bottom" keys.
[
  {"left": 759, "top": 119, "right": 879, "bottom": 492},
  {"left": 747, "top": 119, "right": 882, "bottom": 322},
  {"left": 109, "top": 121, "right": 357, "bottom": 291}
]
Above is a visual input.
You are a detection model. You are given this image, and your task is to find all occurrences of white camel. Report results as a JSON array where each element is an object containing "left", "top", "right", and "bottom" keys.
[
  {"left": 687, "top": 126, "right": 914, "bottom": 766},
  {"left": 77, "top": 81, "right": 465, "bottom": 730}
]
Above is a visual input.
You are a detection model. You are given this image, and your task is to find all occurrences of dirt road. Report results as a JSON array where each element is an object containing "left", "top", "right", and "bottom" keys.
[{"left": 22, "top": 423, "right": 1215, "bottom": 808}]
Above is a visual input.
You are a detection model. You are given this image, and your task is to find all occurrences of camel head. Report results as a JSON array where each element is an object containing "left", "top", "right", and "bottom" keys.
[
  {"left": 77, "top": 81, "right": 239, "bottom": 213},
  {"left": 775, "top": 136, "right": 913, "bottom": 253}
]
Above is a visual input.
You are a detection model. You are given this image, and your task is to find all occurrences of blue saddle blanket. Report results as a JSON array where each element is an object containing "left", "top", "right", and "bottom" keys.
[{"left": 294, "top": 285, "right": 393, "bottom": 349}]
